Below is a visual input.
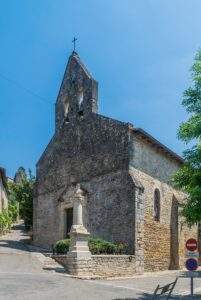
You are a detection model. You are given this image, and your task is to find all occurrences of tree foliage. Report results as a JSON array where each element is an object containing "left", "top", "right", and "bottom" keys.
[
  {"left": 0, "top": 210, "right": 12, "bottom": 234},
  {"left": 173, "top": 50, "right": 201, "bottom": 224},
  {"left": 8, "top": 169, "right": 35, "bottom": 229}
]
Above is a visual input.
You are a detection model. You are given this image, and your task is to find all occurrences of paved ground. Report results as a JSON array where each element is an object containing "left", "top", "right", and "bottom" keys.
[{"left": 0, "top": 224, "right": 201, "bottom": 300}]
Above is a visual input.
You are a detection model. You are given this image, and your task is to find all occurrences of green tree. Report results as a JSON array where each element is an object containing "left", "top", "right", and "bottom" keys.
[
  {"left": 8, "top": 169, "right": 35, "bottom": 229},
  {"left": 173, "top": 50, "right": 201, "bottom": 224}
]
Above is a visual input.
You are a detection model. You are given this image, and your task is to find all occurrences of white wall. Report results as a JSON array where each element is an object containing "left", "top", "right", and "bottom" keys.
[{"left": 0, "top": 177, "right": 8, "bottom": 212}]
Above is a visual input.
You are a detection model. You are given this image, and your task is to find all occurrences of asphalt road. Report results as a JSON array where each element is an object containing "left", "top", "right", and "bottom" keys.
[{"left": 0, "top": 224, "right": 201, "bottom": 300}]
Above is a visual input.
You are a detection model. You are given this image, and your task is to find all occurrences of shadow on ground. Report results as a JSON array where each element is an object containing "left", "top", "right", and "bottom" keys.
[
  {"left": 43, "top": 266, "right": 67, "bottom": 274},
  {"left": 113, "top": 294, "right": 201, "bottom": 299},
  {"left": 0, "top": 239, "right": 29, "bottom": 251},
  {"left": 0, "top": 224, "right": 30, "bottom": 252}
]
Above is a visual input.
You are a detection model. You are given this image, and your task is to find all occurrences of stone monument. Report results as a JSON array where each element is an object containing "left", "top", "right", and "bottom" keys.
[{"left": 68, "top": 185, "right": 91, "bottom": 260}]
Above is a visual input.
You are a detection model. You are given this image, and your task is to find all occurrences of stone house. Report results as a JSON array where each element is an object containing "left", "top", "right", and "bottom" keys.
[
  {"left": 33, "top": 52, "right": 197, "bottom": 272},
  {"left": 0, "top": 167, "right": 8, "bottom": 212}
]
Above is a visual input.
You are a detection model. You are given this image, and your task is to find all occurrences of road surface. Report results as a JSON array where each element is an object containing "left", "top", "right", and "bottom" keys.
[{"left": 0, "top": 224, "right": 200, "bottom": 299}]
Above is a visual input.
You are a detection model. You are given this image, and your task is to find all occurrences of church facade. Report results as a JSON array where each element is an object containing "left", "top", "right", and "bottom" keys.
[{"left": 33, "top": 52, "right": 197, "bottom": 271}]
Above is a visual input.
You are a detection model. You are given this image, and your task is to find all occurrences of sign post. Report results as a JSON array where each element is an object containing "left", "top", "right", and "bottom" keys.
[
  {"left": 191, "top": 277, "right": 193, "bottom": 296},
  {"left": 185, "top": 238, "right": 198, "bottom": 297}
]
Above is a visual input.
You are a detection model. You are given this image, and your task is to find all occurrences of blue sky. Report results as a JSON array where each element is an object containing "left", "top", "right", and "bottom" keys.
[{"left": 0, "top": 0, "right": 200, "bottom": 177}]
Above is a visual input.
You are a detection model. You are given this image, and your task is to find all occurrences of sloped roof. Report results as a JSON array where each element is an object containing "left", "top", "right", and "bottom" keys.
[{"left": 132, "top": 127, "right": 184, "bottom": 164}]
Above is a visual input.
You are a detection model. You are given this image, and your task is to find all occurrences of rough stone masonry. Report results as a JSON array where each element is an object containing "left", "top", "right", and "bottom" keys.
[{"left": 33, "top": 51, "right": 197, "bottom": 273}]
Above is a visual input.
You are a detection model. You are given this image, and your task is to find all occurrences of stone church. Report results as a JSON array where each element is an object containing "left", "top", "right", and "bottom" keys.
[{"left": 33, "top": 51, "right": 197, "bottom": 271}]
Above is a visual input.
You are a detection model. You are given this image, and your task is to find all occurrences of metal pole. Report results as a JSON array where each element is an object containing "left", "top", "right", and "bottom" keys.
[{"left": 191, "top": 276, "right": 194, "bottom": 297}]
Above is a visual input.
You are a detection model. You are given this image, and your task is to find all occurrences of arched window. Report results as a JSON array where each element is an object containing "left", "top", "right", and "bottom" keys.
[{"left": 154, "top": 189, "right": 160, "bottom": 222}]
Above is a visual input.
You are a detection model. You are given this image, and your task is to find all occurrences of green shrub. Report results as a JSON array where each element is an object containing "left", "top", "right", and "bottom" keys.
[
  {"left": 0, "top": 202, "right": 19, "bottom": 236},
  {"left": 115, "top": 241, "right": 128, "bottom": 254},
  {"left": 89, "top": 238, "right": 128, "bottom": 254},
  {"left": 54, "top": 238, "right": 128, "bottom": 255},
  {"left": 0, "top": 209, "right": 12, "bottom": 234},
  {"left": 8, "top": 201, "right": 19, "bottom": 222},
  {"left": 55, "top": 239, "right": 70, "bottom": 254},
  {"left": 88, "top": 238, "right": 117, "bottom": 254}
]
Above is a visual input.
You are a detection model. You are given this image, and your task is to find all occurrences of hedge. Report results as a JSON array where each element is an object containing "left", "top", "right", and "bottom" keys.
[
  {"left": 54, "top": 238, "right": 128, "bottom": 255},
  {"left": 55, "top": 239, "right": 71, "bottom": 254}
]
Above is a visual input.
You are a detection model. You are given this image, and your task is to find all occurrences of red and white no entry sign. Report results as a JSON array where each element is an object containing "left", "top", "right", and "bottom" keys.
[{"left": 186, "top": 238, "right": 198, "bottom": 252}]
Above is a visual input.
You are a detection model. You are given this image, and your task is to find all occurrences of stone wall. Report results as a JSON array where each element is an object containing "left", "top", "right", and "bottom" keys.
[
  {"left": 129, "top": 133, "right": 182, "bottom": 184},
  {"left": 129, "top": 132, "right": 197, "bottom": 271},
  {"left": 91, "top": 255, "right": 140, "bottom": 277},
  {"left": 34, "top": 104, "right": 136, "bottom": 249},
  {"left": 128, "top": 132, "right": 198, "bottom": 271},
  {"left": 78, "top": 171, "right": 136, "bottom": 253},
  {"left": 52, "top": 254, "right": 141, "bottom": 278},
  {"left": 34, "top": 169, "right": 137, "bottom": 253},
  {"left": 36, "top": 113, "right": 129, "bottom": 195}
]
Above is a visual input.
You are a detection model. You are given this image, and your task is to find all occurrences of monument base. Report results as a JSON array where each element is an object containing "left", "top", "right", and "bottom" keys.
[{"left": 68, "top": 225, "right": 91, "bottom": 260}]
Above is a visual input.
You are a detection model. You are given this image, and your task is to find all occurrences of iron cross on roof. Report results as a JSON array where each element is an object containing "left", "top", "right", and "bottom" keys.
[{"left": 72, "top": 37, "right": 78, "bottom": 52}]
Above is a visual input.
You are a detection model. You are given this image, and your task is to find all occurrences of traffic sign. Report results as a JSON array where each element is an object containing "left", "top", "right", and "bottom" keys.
[
  {"left": 186, "top": 239, "right": 197, "bottom": 252},
  {"left": 187, "top": 271, "right": 199, "bottom": 277},
  {"left": 186, "top": 251, "right": 199, "bottom": 258},
  {"left": 186, "top": 258, "right": 198, "bottom": 271}
]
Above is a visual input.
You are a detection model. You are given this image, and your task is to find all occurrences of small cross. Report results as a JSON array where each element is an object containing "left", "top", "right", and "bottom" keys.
[{"left": 72, "top": 37, "right": 78, "bottom": 52}]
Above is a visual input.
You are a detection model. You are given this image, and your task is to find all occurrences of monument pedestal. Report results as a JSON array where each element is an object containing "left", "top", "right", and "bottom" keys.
[
  {"left": 68, "top": 224, "right": 91, "bottom": 260},
  {"left": 67, "top": 185, "right": 92, "bottom": 276}
]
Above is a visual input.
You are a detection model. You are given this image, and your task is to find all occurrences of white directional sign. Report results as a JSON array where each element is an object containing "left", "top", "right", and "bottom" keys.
[
  {"left": 187, "top": 271, "right": 199, "bottom": 278},
  {"left": 186, "top": 251, "right": 199, "bottom": 258}
]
